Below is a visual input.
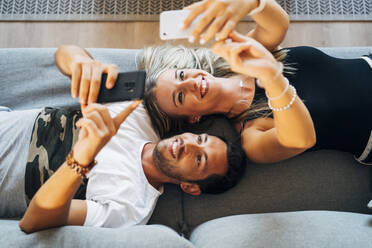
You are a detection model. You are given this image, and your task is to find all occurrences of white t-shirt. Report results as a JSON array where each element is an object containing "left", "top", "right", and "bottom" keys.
[{"left": 83, "top": 101, "right": 162, "bottom": 228}]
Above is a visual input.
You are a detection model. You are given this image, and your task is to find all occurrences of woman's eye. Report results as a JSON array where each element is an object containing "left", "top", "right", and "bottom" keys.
[
  {"left": 197, "top": 155, "right": 202, "bottom": 166},
  {"left": 197, "top": 135, "right": 202, "bottom": 144},
  {"left": 179, "top": 71, "right": 184, "bottom": 80},
  {"left": 178, "top": 92, "right": 183, "bottom": 104}
]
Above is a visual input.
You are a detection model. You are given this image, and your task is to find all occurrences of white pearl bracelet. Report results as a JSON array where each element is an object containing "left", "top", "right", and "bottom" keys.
[
  {"left": 268, "top": 85, "right": 297, "bottom": 111},
  {"left": 248, "top": 0, "right": 267, "bottom": 16},
  {"left": 265, "top": 77, "right": 289, "bottom": 101}
]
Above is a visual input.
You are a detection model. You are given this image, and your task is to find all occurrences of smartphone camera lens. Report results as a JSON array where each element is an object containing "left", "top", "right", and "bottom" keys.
[
  {"left": 125, "top": 82, "right": 135, "bottom": 93},
  {"left": 163, "top": 32, "right": 167, "bottom": 36}
]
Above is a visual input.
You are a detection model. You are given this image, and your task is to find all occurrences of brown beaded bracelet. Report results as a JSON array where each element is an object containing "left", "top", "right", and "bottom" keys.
[{"left": 66, "top": 151, "right": 97, "bottom": 180}]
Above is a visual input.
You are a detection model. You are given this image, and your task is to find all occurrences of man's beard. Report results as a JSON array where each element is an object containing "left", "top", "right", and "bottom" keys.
[{"left": 153, "top": 143, "right": 185, "bottom": 181}]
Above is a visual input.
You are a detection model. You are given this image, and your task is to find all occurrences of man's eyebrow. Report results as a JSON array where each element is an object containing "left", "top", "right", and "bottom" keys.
[
  {"left": 204, "top": 151, "right": 208, "bottom": 170},
  {"left": 172, "top": 70, "right": 178, "bottom": 107},
  {"left": 172, "top": 91, "right": 177, "bottom": 107},
  {"left": 203, "top": 135, "right": 208, "bottom": 170}
]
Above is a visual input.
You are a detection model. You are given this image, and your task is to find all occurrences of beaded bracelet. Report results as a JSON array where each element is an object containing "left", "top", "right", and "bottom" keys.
[
  {"left": 265, "top": 77, "right": 289, "bottom": 101},
  {"left": 248, "top": 0, "right": 267, "bottom": 16},
  {"left": 66, "top": 151, "right": 97, "bottom": 180},
  {"left": 268, "top": 85, "right": 297, "bottom": 111}
]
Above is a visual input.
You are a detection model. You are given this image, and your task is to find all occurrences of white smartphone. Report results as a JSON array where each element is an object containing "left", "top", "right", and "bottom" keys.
[{"left": 160, "top": 10, "right": 204, "bottom": 40}]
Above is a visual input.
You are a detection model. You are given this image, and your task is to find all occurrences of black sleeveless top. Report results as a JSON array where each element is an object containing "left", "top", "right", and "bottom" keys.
[{"left": 274, "top": 46, "right": 372, "bottom": 155}]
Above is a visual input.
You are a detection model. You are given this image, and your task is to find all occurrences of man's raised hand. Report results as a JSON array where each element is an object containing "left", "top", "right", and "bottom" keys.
[{"left": 72, "top": 101, "right": 141, "bottom": 166}]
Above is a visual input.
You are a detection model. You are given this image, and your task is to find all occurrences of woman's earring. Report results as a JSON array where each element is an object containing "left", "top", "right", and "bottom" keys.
[{"left": 189, "top": 116, "right": 201, "bottom": 124}]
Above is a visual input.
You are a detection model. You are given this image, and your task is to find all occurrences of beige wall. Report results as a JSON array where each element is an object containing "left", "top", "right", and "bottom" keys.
[{"left": 0, "top": 21, "right": 371, "bottom": 48}]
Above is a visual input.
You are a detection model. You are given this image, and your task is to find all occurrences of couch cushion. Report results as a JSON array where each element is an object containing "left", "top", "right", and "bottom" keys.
[
  {"left": 148, "top": 184, "right": 184, "bottom": 233},
  {"left": 189, "top": 211, "right": 372, "bottom": 248},
  {"left": 319, "top": 47, "right": 372, "bottom": 59},
  {"left": 182, "top": 150, "right": 372, "bottom": 232},
  {"left": 0, "top": 220, "right": 195, "bottom": 248}
]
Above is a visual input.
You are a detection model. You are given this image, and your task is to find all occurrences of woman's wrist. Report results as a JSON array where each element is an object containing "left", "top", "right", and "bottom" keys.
[
  {"left": 260, "top": 74, "right": 288, "bottom": 97},
  {"left": 244, "top": 0, "right": 259, "bottom": 12},
  {"left": 247, "top": 0, "right": 266, "bottom": 16},
  {"left": 265, "top": 76, "right": 289, "bottom": 100},
  {"left": 256, "top": 61, "right": 284, "bottom": 88},
  {"left": 268, "top": 84, "right": 297, "bottom": 112}
]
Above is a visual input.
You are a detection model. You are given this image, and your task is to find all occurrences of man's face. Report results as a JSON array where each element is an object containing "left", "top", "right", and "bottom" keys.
[{"left": 153, "top": 133, "right": 228, "bottom": 182}]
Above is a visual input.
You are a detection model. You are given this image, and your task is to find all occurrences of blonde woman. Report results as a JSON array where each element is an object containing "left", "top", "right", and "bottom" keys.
[{"left": 141, "top": 1, "right": 372, "bottom": 164}]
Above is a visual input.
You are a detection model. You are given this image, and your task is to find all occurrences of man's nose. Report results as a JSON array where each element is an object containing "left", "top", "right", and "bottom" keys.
[{"left": 182, "top": 136, "right": 200, "bottom": 154}]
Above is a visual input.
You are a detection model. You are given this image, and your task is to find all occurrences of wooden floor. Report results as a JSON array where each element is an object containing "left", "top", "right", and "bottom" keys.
[{"left": 0, "top": 21, "right": 371, "bottom": 48}]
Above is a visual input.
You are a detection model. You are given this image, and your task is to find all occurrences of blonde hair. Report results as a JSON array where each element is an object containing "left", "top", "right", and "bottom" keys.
[{"left": 139, "top": 44, "right": 288, "bottom": 137}]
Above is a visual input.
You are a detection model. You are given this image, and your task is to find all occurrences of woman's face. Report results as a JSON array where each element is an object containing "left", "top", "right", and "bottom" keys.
[{"left": 154, "top": 69, "right": 223, "bottom": 118}]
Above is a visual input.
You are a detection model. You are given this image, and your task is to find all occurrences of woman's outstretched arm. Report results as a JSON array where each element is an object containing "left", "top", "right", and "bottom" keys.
[
  {"left": 246, "top": 0, "right": 289, "bottom": 51},
  {"left": 183, "top": 0, "right": 289, "bottom": 51},
  {"left": 212, "top": 32, "right": 316, "bottom": 163}
]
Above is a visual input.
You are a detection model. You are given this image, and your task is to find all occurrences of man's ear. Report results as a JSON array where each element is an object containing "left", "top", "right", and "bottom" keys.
[
  {"left": 180, "top": 182, "right": 201, "bottom": 196},
  {"left": 188, "top": 115, "right": 201, "bottom": 124}
]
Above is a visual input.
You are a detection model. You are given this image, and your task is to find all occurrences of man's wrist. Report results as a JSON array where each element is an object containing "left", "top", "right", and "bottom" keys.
[
  {"left": 66, "top": 150, "right": 96, "bottom": 179},
  {"left": 71, "top": 142, "right": 96, "bottom": 168}
]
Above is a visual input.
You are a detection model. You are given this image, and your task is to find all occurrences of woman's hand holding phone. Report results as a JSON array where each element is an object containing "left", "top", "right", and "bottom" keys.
[
  {"left": 183, "top": 0, "right": 259, "bottom": 43},
  {"left": 69, "top": 56, "right": 118, "bottom": 106}
]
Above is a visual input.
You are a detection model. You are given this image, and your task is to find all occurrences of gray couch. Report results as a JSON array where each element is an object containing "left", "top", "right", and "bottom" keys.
[{"left": 1, "top": 47, "right": 372, "bottom": 248}]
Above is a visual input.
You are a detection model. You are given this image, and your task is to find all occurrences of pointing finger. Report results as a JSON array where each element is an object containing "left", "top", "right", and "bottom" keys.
[
  {"left": 228, "top": 30, "right": 249, "bottom": 43},
  {"left": 113, "top": 100, "right": 142, "bottom": 131}
]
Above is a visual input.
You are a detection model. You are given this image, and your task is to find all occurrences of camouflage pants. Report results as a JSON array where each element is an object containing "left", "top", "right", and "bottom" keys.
[{"left": 25, "top": 107, "right": 87, "bottom": 204}]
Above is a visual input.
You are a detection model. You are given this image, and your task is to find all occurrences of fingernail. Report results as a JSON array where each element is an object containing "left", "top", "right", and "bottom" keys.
[
  {"left": 200, "top": 39, "right": 206, "bottom": 45},
  {"left": 178, "top": 23, "right": 184, "bottom": 30},
  {"left": 188, "top": 36, "right": 195, "bottom": 43},
  {"left": 215, "top": 36, "right": 220, "bottom": 41}
]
